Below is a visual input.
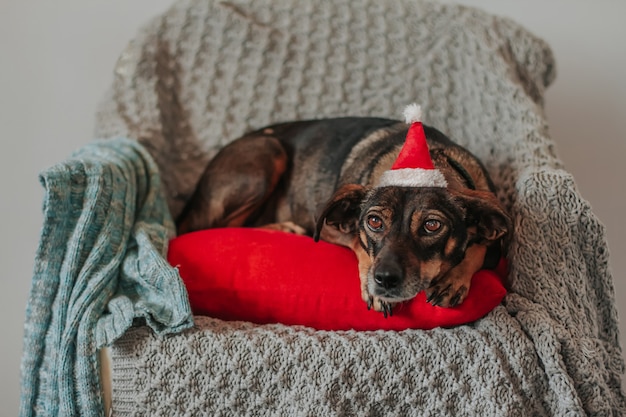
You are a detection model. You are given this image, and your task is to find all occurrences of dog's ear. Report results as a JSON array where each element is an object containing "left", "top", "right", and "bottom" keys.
[
  {"left": 452, "top": 189, "right": 512, "bottom": 243},
  {"left": 314, "top": 184, "right": 368, "bottom": 245}
]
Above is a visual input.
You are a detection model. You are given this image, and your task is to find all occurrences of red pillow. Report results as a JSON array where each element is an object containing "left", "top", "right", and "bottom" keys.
[{"left": 168, "top": 228, "right": 507, "bottom": 331}]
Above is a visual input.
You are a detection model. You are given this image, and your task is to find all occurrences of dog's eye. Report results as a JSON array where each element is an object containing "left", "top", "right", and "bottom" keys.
[
  {"left": 423, "top": 219, "right": 442, "bottom": 233},
  {"left": 366, "top": 215, "right": 384, "bottom": 231}
]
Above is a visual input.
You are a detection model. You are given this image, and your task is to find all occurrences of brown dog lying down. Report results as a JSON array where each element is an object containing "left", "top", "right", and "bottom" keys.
[{"left": 177, "top": 106, "right": 512, "bottom": 317}]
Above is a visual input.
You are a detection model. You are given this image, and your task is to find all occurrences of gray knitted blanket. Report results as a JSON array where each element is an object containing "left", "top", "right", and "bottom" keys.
[{"left": 95, "top": 0, "right": 625, "bottom": 415}]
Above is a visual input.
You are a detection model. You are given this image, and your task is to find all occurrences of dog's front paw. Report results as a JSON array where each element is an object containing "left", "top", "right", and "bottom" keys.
[
  {"left": 425, "top": 275, "right": 470, "bottom": 308},
  {"left": 360, "top": 275, "right": 394, "bottom": 318},
  {"left": 364, "top": 294, "right": 394, "bottom": 318}
]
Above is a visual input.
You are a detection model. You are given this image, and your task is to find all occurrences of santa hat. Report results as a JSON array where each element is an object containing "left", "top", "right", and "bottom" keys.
[{"left": 376, "top": 104, "right": 448, "bottom": 188}]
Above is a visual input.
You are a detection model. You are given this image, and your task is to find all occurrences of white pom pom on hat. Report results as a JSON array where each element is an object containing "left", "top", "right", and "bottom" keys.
[
  {"left": 402, "top": 103, "right": 423, "bottom": 124},
  {"left": 376, "top": 104, "right": 448, "bottom": 188}
]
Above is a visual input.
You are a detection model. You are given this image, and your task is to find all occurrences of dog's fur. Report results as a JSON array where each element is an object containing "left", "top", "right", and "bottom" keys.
[{"left": 177, "top": 117, "right": 512, "bottom": 316}]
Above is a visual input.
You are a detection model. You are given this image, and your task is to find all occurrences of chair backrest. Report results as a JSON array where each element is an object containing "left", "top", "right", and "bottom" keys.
[{"left": 94, "top": 0, "right": 557, "bottom": 219}]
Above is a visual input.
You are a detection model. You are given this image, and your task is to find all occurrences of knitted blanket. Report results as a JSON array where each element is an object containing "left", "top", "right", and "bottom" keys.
[
  {"left": 22, "top": 0, "right": 625, "bottom": 415},
  {"left": 19, "top": 139, "right": 193, "bottom": 417}
]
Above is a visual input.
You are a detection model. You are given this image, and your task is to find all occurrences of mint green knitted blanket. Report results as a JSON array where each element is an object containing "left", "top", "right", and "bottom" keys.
[{"left": 19, "top": 138, "right": 193, "bottom": 417}]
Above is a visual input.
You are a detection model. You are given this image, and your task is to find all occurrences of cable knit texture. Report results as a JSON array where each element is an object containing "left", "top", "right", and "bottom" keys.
[{"left": 91, "top": 0, "right": 625, "bottom": 415}]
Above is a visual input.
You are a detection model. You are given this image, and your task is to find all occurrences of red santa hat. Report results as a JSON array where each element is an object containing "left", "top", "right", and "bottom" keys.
[{"left": 376, "top": 104, "right": 448, "bottom": 188}]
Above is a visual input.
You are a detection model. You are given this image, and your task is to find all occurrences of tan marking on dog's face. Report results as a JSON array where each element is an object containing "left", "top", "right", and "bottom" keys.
[
  {"left": 444, "top": 237, "right": 459, "bottom": 258},
  {"left": 356, "top": 229, "right": 373, "bottom": 270},
  {"left": 355, "top": 229, "right": 374, "bottom": 304}
]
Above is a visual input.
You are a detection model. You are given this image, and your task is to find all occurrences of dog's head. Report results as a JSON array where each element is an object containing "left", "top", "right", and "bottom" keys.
[{"left": 314, "top": 184, "right": 511, "bottom": 304}]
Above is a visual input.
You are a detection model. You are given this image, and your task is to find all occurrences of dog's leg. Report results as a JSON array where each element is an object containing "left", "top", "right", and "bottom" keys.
[
  {"left": 260, "top": 221, "right": 307, "bottom": 235},
  {"left": 425, "top": 243, "right": 487, "bottom": 307},
  {"left": 329, "top": 227, "right": 393, "bottom": 316},
  {"left": 314, "top": 184, "right": 394, "bottom": 316},
  {"left": 177, "top": 135, "right": 287, "bottom": 234}
]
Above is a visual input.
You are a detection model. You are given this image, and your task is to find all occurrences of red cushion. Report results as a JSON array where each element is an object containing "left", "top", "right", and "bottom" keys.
[{"left": 168, "top": 228, "right": 507, "bottom": 331}]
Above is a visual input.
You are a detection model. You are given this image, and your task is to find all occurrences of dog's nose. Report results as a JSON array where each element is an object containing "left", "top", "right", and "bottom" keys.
[{"left": 374, "top": 262, "right": 402, "bottom": 290}]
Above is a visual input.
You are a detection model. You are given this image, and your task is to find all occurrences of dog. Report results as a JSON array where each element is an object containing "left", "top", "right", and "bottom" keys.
[{"left": 177, "top": 114, "right": 512, "bottom": 317}]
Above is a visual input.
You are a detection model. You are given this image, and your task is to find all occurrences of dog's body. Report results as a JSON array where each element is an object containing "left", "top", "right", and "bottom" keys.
[{"left": 178, "top": 117, "right": 512, "bottom": 316}]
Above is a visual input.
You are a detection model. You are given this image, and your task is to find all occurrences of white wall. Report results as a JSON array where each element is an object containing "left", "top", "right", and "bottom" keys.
[
  {"left": 1, "top": 1, "right": 624, "bottom": 415},
  {"left": 0, "top": 2, "right": 174, "bottom": 415}
]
